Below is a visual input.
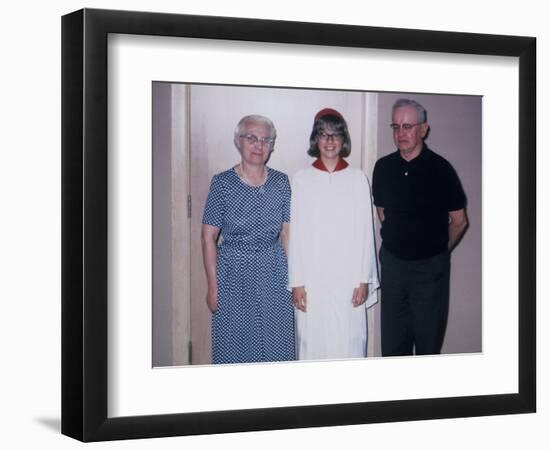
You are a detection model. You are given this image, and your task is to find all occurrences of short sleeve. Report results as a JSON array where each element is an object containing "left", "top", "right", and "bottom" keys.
[
  {"left": 444, "top": 163, "right": 467, "bottom": 211},
  {"left": 202, "top": 174, "right": 225, "bottom": 228},
  {"left": 371, "top": 160, "right": 385, "bottom": 207},
  {"left": 281, "top": 174, "right": 291, "bottom": 223}
]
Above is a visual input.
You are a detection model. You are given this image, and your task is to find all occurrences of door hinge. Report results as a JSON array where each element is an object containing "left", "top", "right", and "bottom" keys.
[
  {"left": 188, "top": 340, "right": 192, "bottom": 365},
  {"left": 187, "top": 194, "right": 192, "bottom": 219}
]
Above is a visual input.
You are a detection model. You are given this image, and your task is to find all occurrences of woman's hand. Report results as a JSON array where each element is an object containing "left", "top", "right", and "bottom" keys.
[
  {"left": 206, "top": 286, "right": 218, "bottom": 313},
  {"left": 292, "top": 286, "right": 307, "bottom": 312},
  {"left": 352, "top": 283, "right": 368, "bottom": 307}
]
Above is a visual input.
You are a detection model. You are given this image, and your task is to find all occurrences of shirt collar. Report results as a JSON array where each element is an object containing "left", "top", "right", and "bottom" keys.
[
  {"left": 396, "top": 143, "right": 429, "bottom": 164},
  {"left": 312, "top": 158, "right": 349, "bottom": 172}
]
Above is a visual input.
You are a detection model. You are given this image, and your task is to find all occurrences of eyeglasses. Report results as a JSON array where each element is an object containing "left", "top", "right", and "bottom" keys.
[
  {"left": 240, "top": 134, "right": 275, "bottom": 147},
  {"left": 318, "top": 131, "right": 343, "bottom": 141},
  {"left": 390, "top": 123, "right": 424, "bottom": 132}
]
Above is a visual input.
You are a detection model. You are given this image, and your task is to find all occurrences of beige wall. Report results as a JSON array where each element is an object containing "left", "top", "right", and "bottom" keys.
[
  {"left": 152, "top": 83, "right": 191, "bottom": 367},
  {"left": 152, "top": 82, "right": 174, "bottom": 366}
]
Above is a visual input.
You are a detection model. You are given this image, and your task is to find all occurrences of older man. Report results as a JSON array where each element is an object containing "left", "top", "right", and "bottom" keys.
[{"left": 372, "top": 99, "right": 468, "bottom": 356}]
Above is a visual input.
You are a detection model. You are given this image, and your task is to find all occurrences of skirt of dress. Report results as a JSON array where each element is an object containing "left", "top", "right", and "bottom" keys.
[{"left": 212, "top": 242, "right": 295, "bottom": 364}]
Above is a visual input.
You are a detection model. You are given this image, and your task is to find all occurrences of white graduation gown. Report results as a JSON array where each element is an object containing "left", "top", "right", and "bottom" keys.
[{"left": 288, "top": 165, "right": 379, "bottom": 360}]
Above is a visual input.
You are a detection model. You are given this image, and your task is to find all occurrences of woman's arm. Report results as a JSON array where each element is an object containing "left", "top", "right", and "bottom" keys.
[{"left": 201, "top": 224, "right": 220, "bottom": 313}]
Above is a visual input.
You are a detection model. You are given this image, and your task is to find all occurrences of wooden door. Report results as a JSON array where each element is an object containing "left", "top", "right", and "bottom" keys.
[{"left": 188, "top": 84, "right": 368, "bottom": 364}]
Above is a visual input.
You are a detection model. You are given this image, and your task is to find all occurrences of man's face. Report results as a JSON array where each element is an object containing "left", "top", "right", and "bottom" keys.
[{"left": 391, "top": 105, "right": 428, "bottom": 157}]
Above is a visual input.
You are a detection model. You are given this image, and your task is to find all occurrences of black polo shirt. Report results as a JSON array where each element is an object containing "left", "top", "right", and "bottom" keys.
[{"left": 372, "top": 145, "right": 466, "bottom": 260}]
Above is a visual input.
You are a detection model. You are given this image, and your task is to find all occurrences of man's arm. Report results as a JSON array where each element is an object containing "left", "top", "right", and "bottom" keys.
[
  {"left": 448, "top": 209, "right": 468, "bottom": 251},
  {"left": 376, "top": 206, "right": 385, "bottom": 223}
]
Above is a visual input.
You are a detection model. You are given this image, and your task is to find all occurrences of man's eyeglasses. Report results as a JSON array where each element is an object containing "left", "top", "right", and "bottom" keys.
[
  {"left": 240, "top": 134, "right": 275, "bottom": 147},
  {"left": 390, "top": 123, "right": 424, "bottom": 132},
  {"left": 318, "top": 131, "right": 343, "bottom": 141}
]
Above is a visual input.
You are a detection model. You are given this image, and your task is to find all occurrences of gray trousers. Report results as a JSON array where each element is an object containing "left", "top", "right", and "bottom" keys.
[{"left": 380, "top": 246, "right": 450, "bottom": 356}]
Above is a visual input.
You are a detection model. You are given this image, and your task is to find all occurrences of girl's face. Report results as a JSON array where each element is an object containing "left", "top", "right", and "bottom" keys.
[{"left": 316, "top": 126, "right": 343, "bottom": 161}]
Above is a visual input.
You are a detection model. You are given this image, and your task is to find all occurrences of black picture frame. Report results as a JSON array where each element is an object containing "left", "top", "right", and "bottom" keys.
[{"left": 61, "top": 8, "right": 536, "bottom": 442}]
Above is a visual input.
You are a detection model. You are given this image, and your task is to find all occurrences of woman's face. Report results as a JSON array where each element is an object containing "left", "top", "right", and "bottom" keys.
[
  {"left": 236, "top": 121, "right": 274, "bottom": 166},
  {"left": 316, "top": 126, "right": 343, "bottom": 161}
]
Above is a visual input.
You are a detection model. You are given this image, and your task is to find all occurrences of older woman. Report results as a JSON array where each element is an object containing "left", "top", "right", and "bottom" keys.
[
  {"left": 288, "top": 108, "right": 379, "bottom": 360},
  {"left": 201, "top": 114, "right": 295, "bottom": 364}
]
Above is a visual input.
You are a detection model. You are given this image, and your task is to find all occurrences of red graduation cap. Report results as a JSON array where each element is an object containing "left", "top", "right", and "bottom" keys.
[{"left": 314, "top": 108, "right": 343, "bottom": 121}]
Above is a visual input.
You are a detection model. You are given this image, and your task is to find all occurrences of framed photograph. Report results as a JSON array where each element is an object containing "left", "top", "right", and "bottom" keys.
[
  {"left": 61, "top": 8, "right": 535, "bottom": 442},
  {"left": 151, "top": 83, "right": 482, "bottom": 367}
]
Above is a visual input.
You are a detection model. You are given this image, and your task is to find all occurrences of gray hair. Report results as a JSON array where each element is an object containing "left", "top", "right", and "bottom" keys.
[
  {"left": 392, "top": 98, "right": 428, "bottom": 123},
  {"left": 234, "top": 114, "right": 277, "bottom": 141}
]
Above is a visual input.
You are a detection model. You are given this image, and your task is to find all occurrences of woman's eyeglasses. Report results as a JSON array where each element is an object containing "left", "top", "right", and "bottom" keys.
[
  {"left": 318, "top": 131, "right": 343, "bottom": 142},
  {"left": 240, "top": 134, "right": 275, "bottom": 147}
]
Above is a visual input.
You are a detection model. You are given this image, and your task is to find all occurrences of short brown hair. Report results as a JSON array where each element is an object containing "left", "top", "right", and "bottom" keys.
[{"left": 307, "top": 112, "right": 351, "bottom": 158}]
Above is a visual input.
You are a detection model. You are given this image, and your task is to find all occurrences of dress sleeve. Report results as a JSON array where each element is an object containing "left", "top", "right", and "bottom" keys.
[
  {"left": 288, "top": 172, "right": 305, "bottom": 288},
  {"left": 202, "top": 174, "right": 225, "bottom": 228},
  {"left": 357, "top": 171, "right": 380, "bottom": 308}
]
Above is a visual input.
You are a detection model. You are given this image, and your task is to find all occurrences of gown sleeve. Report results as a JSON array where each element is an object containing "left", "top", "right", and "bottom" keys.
[
  {"left": 288, "top": 171, "right": 306, "bottom": 288},
  {"left": 357, "top": 171, "right": 380, "bottom": 308}
]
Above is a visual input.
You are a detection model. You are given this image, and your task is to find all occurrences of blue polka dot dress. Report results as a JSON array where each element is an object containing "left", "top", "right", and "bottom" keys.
[{"left": 202, "top": 167, "right": 295, "bottom": 364}]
